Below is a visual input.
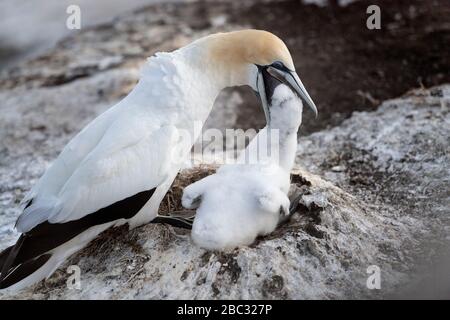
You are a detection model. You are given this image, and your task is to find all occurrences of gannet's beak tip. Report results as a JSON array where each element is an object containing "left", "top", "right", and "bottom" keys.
[
  {"left": 266, "top": 66, "right": 318, "bottom": 119},
  {"left": 311, "top": 102, "right": 318, "bottom": 119},
  {"left": 290, "top": 71, "right": 318, "bottom": 119}
]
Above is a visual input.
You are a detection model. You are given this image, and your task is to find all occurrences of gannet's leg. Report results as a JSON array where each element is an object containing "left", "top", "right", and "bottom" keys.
[{"left": 151, "top": 214, "right": 194, "bottom": 229}]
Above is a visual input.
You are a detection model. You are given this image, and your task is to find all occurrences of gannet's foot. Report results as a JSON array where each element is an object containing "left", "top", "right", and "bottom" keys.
[{"left": 151, "top": 211, "right": 195, "bottom": 229}]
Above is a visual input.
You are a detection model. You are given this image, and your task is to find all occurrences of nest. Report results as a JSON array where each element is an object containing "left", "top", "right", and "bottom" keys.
[{"left": 158, "top": 164, "right": 218, "bottom": 215}]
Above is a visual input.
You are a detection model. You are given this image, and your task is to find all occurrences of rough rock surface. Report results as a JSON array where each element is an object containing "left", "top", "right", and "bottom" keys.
[{"left": 1, "top": 85, "right": 448, "bottom": 299}]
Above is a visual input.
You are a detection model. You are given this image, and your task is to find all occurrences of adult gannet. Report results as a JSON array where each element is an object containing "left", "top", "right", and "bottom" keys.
[
  {"left": 0, "top": 30, "right": 317, "bottom": 290},
  {"left": 182, "top": 83, "right": 306, "bottom": 251}
]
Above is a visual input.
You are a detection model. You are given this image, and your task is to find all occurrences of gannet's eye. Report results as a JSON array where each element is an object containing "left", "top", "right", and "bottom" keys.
[
  {"left": 271, "top": 61, "right": 285, "bottom": 69},
  {"left": 271, "top": 61, "right": 293, "bottom": 73}
]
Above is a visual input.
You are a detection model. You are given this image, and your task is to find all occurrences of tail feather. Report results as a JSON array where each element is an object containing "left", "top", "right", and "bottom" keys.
[
  {"left": 0, "top": 246, "right": 13, "bottom": 271},
  {"left": 0, "top": 187, "right": 157, "bottom": 290},
  {"left": 0, "top": 235, "right": 27, "bottom": 282},
  {"left": 0, "top": 254, "right": 52, "bottom": 290}
]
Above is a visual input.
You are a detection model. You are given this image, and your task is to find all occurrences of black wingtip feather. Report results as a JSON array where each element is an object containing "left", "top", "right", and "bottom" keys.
[
  {"left": 0, "top": 254, "right": 52, "bottom": 289},
  {"left": 0, "top": 245, "right": 13, "bottom": 271},
  {"left": 0, "top": 188, "right": 156, "bottom": 289},
  {"left": 0, "top": 235, "right": 27, "bottom": 284}
]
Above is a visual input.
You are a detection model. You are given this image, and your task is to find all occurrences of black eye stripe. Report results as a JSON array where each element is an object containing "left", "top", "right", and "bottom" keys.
[{"left": 256, "top": 62, "right": 293, "bottom": 74}]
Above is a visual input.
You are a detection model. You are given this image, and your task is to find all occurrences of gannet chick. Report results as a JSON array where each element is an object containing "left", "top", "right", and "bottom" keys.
[{"left": 182, "top": 84, "right": 304, "bottom": 251}]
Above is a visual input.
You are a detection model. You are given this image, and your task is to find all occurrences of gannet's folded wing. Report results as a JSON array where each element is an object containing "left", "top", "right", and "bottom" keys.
[
  {"left": 22, "top": 105, "right": 124, "bottom": 205},
  {"left": 16, "top": 122, "right": 179, "bottom": 232}
]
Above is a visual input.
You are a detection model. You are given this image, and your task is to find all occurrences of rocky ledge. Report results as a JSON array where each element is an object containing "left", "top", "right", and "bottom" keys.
[
  {"left": 0, "top": 0, "right": 449, "bottom": 299},
  {"left": 1, "top": 85, "right": 448, "bottom": 299}
]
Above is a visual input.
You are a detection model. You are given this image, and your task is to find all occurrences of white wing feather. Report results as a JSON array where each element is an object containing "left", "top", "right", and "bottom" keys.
[
  {"left": 16, "top": 52, "right": 192, "bottom": 232},
  {"left": 54, "top": 124, "right": 178, "bottom": 223},
  {"left": 22, "top": 104, "right": 124, "bottom": 204},
  {"left": 17, "top": 113, "right": 179, "bottom": 231}
]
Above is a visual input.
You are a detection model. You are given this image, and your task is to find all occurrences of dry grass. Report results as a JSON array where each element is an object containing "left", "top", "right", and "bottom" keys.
[{"left": 158, "top": 164, "right": 218, "bottom": 215}]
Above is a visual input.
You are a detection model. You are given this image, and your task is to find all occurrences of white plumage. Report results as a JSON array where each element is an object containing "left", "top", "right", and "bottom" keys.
[
  {"left": 17, "top": 51, "right": 216, "bottom": 232},
  {"left": 182, "top": 84, "right": 303, "bottom": 250},
  {"left": 1, "top": 44, "right": 222, "bottom": 291}
]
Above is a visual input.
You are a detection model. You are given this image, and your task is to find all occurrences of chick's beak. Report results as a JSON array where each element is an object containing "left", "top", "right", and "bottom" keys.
[
  {"left": 255, "top": 68, "right": 271, "bottom": 125},
  {"left": 267, "top": 66, "right": 318, "bottom": 118}
]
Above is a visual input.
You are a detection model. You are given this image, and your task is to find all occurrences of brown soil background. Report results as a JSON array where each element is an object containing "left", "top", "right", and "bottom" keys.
[{"left": 217, "top": 0, "right": 450, "bottom": 134}]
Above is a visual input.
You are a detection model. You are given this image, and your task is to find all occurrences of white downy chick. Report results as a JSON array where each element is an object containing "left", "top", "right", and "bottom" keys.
[{"left": 182, "top": 84, "right": 304, "bottom": 250}]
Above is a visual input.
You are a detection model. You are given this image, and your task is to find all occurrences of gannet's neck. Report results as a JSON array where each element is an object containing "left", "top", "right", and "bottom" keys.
[
  {"left": 141, "top": 50, "right": 225, "bottom": 94},
  {"left": 175, "top": 35, "right": 253, "bottom": 90},
  {"left": 136, "top": 49, "right": 229, "bottom": 125}
]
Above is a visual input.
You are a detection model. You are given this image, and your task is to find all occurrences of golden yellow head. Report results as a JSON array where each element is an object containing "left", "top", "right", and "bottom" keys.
[
  {"left": 206, "top": 29, "right": 295, "bottom": 71},
  {"left": 183, "top": 29, "right": 317, "bottom": 120}
]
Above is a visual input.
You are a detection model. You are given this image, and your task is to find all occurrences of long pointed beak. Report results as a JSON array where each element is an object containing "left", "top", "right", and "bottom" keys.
[
  {"left": 267, "top": 66, "right": 318, "bottom": 118},
  {"left": 256, "top": 69, "right": 271, "bottom": 124}
]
